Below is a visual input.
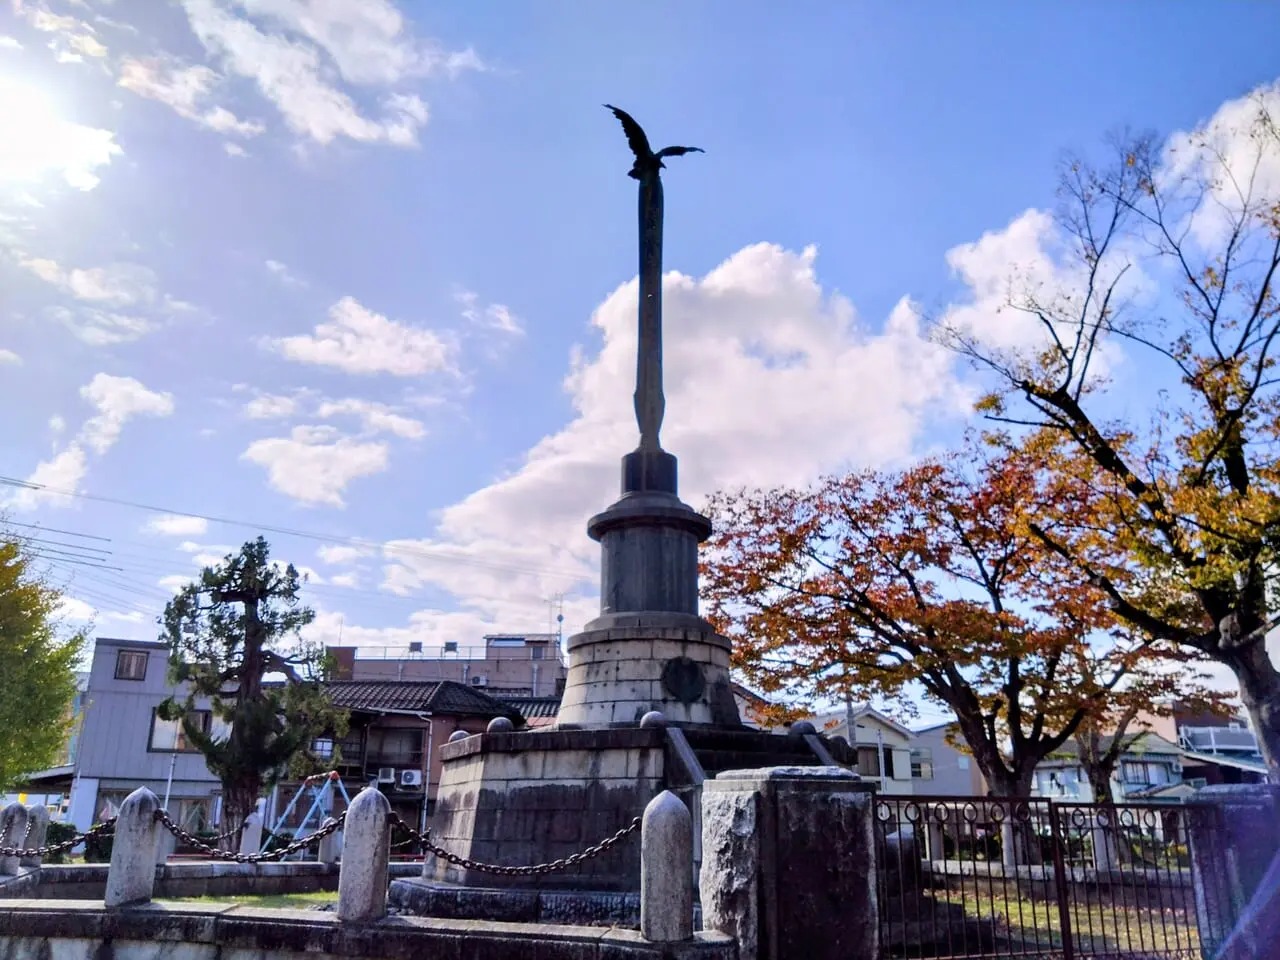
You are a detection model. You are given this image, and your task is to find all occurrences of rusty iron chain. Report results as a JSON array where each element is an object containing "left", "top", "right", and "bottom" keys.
[
  {"left": 0, "top": 817, "right": 116, "bottom": 859},
  {"left": 387, "top": 811, "right": 640, "bottom": 876},
  {"left": 154, "top": 809, "right": 345, "bottom": 863}
]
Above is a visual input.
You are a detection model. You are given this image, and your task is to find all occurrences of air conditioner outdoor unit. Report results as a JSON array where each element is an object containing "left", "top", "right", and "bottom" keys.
[
  {"left": 471, "top": 674, "right": 488, "bottom": 687},
  {"left": 408, "top": 641, "right": 423, "bottom": 654},
  {"left": 377, "top": 767, "right": 396, "bottom": 784},
  {"left": 444, "top": 640, "right": 458, "bottom": 654},
  {"left": 400, "top": 769, "right": 423, "bottom": 787}
]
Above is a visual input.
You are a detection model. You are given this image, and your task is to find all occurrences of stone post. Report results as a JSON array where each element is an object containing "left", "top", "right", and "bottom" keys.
[
  {"left": 105, "top": 787, "right": 162, "bottom": 908},
  {"left": 337, "top": 786, "right": 391, "bottom": 922},
  {"left": 19, "top": 804, "right": 49, "bottom": 868},
  {"left": 641, "top": 790, "right": 693, "bottom": 942},
  {"left": 239, "top": 809, "right": 263, "bottom": 857},
  {"left": 318, "top": 816, "right": 343, "bottom": 864},
  {"left": 0, "top": 802, "right": 30, "bottom": 875},
  {"left": 1187, "top": 784, "right": 1280, "bottom": 959},
  {"left": 701, "top": 766, "right": 877, "bottom": 960}
]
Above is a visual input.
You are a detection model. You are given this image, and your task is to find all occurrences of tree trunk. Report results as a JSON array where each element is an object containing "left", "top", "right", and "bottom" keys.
[
  {"left": 222, "top": 782, "right": 260, "bottom": 852},
  {"left": 1228, "top": 642, "right": 1280, "bottom": 783}
]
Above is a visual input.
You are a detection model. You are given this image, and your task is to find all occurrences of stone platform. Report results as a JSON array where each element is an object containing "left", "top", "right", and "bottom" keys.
[{"left": 391, "top": 723, "right": 846, "bottom": 920}]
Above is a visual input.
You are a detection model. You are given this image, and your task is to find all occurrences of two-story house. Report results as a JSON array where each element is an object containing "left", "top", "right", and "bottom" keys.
[
  {"left": 66, "top": 637, "right": 222, "bottom": 836},
  {"left": 1032, "top": 731, "right": 1187, "bottom": 803},
  {"left": 814, "top": 705, "right": 917, "bottom": 795},
  {"left": 909, "top": 721, "right": 988, "bottom": 797}
]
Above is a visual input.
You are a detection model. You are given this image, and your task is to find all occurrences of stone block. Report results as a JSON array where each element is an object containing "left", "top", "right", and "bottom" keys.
[
  {"left": 336, "top": 786, "right": 390, "bottom": 922},
  {"left": 640, "top": 791, "right": 694, "bottom": 942},
  {"left": 105, "top": 787, "right": 162, "bottom": 908},
  {"left": 18, "top": 806, "right": 49, "bottom": 869},
  {"left": 701, "top": 767, "right": 875, "bottom": 960},
  {"left": 0, "top": 803, "right": 29, "bottom": 876}
]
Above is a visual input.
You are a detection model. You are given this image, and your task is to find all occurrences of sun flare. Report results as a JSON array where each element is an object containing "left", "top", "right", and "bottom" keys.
[{"left": 0, "top": 74, "right": 121, "bottom": 191}]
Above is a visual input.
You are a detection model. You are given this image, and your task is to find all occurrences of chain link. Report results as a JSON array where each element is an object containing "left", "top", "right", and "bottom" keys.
[
  {"left": 387, "top": 811, "right": 641, "bottom": 876},
  {"left": 0, "top": 817, "right": 116, "bottom": 859},
  {"left": 154, "top": 809, "right": 345, "bottom": 863}
]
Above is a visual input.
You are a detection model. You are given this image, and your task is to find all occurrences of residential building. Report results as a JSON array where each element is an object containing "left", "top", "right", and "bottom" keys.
[
  {"left": 328, "top": 633, "right": 567, "bottom": 697},
  {"left": 815, "top": 705, "right": 916, "bottom": 795},
  {"left": 909, "top": 722, "right": 987, "bottom": 797},
  {"left": 1135, "top": 701, "right": 1268, "bottom": 787},
  {"left": 1032, "top": 732, "right": 1187, "bottom": 803},
  {"left": 65, "top": 637, "right": 221, "bottom": 836},
  {"left": 272, "top": 680, "right": 522, "bottom": 833}
]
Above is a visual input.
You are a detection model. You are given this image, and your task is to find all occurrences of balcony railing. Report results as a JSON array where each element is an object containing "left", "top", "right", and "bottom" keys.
[
  {"left": 1181, "top": 726, "right": 1260, "bottom": 753},
  {"left": 348, "top": 644, "right": 565, "bottom": 664}
]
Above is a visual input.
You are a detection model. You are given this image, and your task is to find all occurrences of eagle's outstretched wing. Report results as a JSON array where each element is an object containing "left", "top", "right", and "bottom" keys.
[
  {"left": 655, "top": 146, "right": 704, "bottom": 159},
  {"left": 604, "top": 104, "right": 652, "bottom": 159}
]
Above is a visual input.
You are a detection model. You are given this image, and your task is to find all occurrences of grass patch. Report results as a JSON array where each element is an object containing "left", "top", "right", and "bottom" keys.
[{"left": 157, "top": 891, "right": 336, "bottom": 911}]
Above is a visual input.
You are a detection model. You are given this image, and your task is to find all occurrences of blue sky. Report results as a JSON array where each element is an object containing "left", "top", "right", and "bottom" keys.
[{"left": 2, "top": 0, "right": 1279, "bottom": 688}]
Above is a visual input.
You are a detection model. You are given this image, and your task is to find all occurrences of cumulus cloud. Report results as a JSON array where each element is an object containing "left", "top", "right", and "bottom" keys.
[
  {"left": 0, "top": 36, "right": 22, "bottom": 50},
  {"left": 317, "top": 544, "right": 370, "bottom": 565},
  {"left": 242, "top": 424, "right": 389, "bottom": 506},
  {"left": 456, "top": 288, "right": 523, "bottom": 337},
  {"left": 119, "top": 56, "right": 265, "bottom": 138},
  {"left": 322, "top": 242, "right": 966, "bottom": 647},
  {"left": 176, "top": 0, "right": 455, "bottom": 147},
  {"left": 313, "top": 397, "right": 425, "bottom": 439},
  {"left": 0, "top": 348, "right": 20, "bottom": 365},
  {"left": 264, "top": 258, "right": 305, "bottom": 286},
  {"left": 10, "top": 374, "right": 174, "bottom": 509},
  {"left": 19, "top": 257, "right": 157, "bottom": 306},
  {"left": 144, "top": 514, "right": 210, "bottom": 537},
  {"left": 269, "top": 296, "right": 454, "bottom": 376}
]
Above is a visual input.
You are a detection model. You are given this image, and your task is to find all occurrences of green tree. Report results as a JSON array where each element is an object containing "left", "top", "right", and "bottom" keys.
[
  {"left": 159, "top": 536, "right": 346, "bottom": 836},
  {"left": 0, "top": 531, "right": 85, "bottom": 792}
]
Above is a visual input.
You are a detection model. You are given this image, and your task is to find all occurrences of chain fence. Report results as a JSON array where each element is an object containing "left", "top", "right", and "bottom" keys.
[
  {"left": 387, "top": 811, "right": 641, "bottom": 877},
  {"left": 0, "top": 818, "right": 116, "bottom": 860},
  {"left": 153, "top": 809, "right": 345, "bottom": 863}
]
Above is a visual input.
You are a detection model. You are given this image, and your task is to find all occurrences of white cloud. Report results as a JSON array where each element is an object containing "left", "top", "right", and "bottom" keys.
[
  {"left": 317, "top": 544, "right": 369, "bottom": 565},
  {"left": 314, "top": 397, "right": 425, "bottom": 439},
  {"left": 264, "top": 258, "right": 305, "bottom": 286},
  {"left": 456, "top": 288, "right": 523, "bottom": 337},
  {"left": 0, "top": 36, "right": 23, "bottom": 50},
  {"left": 243, "top": 391, "right": 302, "bottom": 419},
  {"left": 270, "top": 296, "right": 454, "bottom": 376},
  {"left": 229, "top": 0, "right": 485, "bottom": 85},
  {"left": 0, "top": 348, "right": 19, "bottom": 365},
  {"left": 0, "top": 74, "right": 121, "bottom": 191},
  {"left": 329, "top": 572, "right": 359, "bottom": 589},
  {"left": 119, "top": 57, "right": 264, "bottom": 138},
  {"left": 223, "top": 142, "right": 249, "bottom": 158},
  {"left": 144, "top": 514, "right": 209, "bottom": 537},
  {"left": 178, "top": 0, "right": 436, "bottom": 147},
  {"left": 372, "top": 242, "right": 965, "bottom": 635},
  {"left": 49, "top": 415, "right": 65, "bottom": 433},
  {"left": 19, "top": 256, "right": 157, "bottom": 306},
  {"left": 57, "top": 595, "right": 97, "bottom": 622},
  {"left": 9, "top": 373, "right": 174, "bottom": 510},
  {"left": 159, "top": 574, "right": 191, "bottom": 593},
  {"left": 50, "top": 306, "right": 154, "bottom": 345},
  {"left": 242, "top": 424, "right": 389, "bottom": 506}
]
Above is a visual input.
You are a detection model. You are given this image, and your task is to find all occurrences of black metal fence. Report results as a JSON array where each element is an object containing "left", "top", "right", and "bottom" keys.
[{"left": 875, "top": 795, "right": 1239, "bottom": 960}]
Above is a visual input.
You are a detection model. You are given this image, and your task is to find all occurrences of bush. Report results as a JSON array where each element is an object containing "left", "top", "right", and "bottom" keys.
[
  {"left": 82, "top": 822, "right": 114, "bottom": 863},
  {"left": 42, "top": 821, "right": 78, "bottom": 864}
]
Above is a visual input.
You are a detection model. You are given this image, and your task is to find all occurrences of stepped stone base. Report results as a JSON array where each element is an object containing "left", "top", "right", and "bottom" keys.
[{"left": 392, "top": 725, "right": 850, "bottom": 916}]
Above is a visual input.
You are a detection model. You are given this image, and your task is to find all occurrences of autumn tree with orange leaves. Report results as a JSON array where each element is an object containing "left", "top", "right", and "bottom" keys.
[
  {"left": 703, "top": 445, "right": 1215, "bottom": 797},
  {"left": 942, "top": 94, "right": 1280, "bottom": 780}
]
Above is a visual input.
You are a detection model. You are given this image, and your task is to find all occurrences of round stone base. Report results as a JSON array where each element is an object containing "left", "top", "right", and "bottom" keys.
[{"left": 557, "top": 615, "right": 741, "bottom": 728}]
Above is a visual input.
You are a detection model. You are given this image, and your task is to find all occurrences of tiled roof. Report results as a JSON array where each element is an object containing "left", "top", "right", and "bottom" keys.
[
  {"left": 323, "top": 680, "right": 522, "bottom": 719},
  {"left": 499, "top": 695, "right": 561, "bottom": 720}
]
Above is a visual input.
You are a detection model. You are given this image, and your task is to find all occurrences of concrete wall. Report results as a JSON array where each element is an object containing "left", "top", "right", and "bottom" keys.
[{"left": 0, "top": 900, "right": 734, "bottom": 959}]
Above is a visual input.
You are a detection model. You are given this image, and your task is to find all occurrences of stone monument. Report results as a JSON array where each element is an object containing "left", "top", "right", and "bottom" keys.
[{"left": 391, "top": 107, "right": 845, "bottom": 920}]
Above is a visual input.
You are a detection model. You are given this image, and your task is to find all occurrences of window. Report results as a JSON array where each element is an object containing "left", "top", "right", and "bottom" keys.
[
  {"left": 115, "top": 649, "right": 149, "bottom": 681},
  {"left": 957, "top": 755, "right": 970, "bottom": 770},
  {"left": 910, "top": 748, "right": 934, "bottom": 780},
  {"left": 531, "top": 645, "right": 546, "bottom": 660},
  {"left": 312, "top": 738, "right": 335, "bottom": 760},
  {"left": 883, "top": 748, "right": 896, "bottom": 779},
  {"left": 150, "top": 709, "right": 212, "bottom": 752},
  {"left": 366, "top": 728, "right": 424, "bottom": 767},
  {"left": 856, "top": 747, "right": 880, "bottom": 778},
  {"left": 1121, "top": 760, "right": 1170, "bottom": 785}
]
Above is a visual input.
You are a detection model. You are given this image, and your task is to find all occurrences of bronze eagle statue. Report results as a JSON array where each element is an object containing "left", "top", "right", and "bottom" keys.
[{"left": 604, "top": 104, "right": 703, "bottom": 180}]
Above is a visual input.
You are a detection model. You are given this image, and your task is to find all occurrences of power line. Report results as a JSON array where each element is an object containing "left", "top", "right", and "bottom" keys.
[
  {"left": 0, "top": 475, "right": 590, "bottom": 581},
  {"left": 2, "top": 519, "right": 112, "bottom": 542}
]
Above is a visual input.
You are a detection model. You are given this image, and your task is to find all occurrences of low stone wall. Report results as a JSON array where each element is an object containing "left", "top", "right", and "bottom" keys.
[
  {"left": 9, "top": 861, "right": 338, "bottom": 900},
  {"left": 0, "top": 899, "right": 735, "bottom": 959},
  {"left": 923, "top": 857, "right": 1192, "bottom": 888}
]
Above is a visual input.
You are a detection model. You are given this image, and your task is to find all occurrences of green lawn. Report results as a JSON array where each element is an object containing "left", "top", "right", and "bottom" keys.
[{"left": 157, "top": 891, "right": 336, "bottom": 911}]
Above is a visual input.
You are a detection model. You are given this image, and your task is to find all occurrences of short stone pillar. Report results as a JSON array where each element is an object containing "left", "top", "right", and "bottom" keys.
[
  {"left": 105, "top": 787, "right": 162, "bottom": 908},
  {"left": 337, "top": 786, "right": 391, "bottom": 922},
  {"left": 701, "top": 766, "right": 877, "bottom": 960},
  {"left": 641, "top": 790, "right": 693, "bottom": 942},
  {"left": 239, "top": 809, "right": 263, "bottom": 857},
  {"left": 318, "top": 816, "right": 343, "bottom": 864},
  {"left": 20, "top": 804, "right": 50, "bottom": 868},
  {"left": 0, "top": 802, "right": 30, "bottom": 875},
  {"left": 1187, "top": 784, "right": 1280, "bottom": 959}
]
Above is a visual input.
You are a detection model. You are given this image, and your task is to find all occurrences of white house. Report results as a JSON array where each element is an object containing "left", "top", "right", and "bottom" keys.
[{"left": 814, "top": 705, "right": 916, "bottom": 795}]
